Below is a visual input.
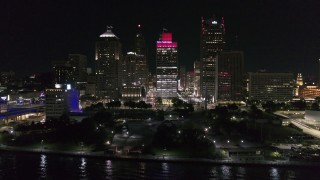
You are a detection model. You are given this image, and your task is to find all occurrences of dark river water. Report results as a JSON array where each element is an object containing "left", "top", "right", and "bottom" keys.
[{"left": 0, "top": 152, "right": 319, "bottom": 179}]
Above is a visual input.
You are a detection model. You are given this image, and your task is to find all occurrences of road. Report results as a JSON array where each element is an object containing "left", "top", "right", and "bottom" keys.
[{"left": 291, "top": 119, "right": 320, "bottom": 138}]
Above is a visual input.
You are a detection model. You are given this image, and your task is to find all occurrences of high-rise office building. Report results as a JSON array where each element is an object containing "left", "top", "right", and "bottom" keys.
[
  {"left": 0, "top": 71, "right": 15, "bottom": 87},
  {"left": 186, "top": 71, "right": 195, "bottom": 95},
  {"left": 194, "top": 60, "right": 201, "bottom": 97},
  {"left": 52, "top": 61, "right": 75, "bottom": 85},
  {"left": 179, "top": 65, "right": 186, "bottom": 91},
  {"left": 248, "top": 72, "right": 293, "bottom": 102},
  {"left": 45, "top": 84, "right": 80, "bottom": 119},
  {"left": 134, "top": 25, "right": 147, "bottom": 57},
  {"left": 156, "top": 32, "right": 178, "bottom": 102},
  {"left": 200, "top": 16, "right": 226, "bottom": 102},
  {"left": 295, "top": 73, "right": 303, "bottom": 96},
  {"left": 95, "top": 27, "right": 122, "bottom": 100},
  {"left": 68, "top": 54, "right": 88, "bottom": 83},
  {"left": 122, "top": 52, "right": 148, "bottom": 86},
  {"left": 216, "top": 51, "right": 244, "bottom": 102}
]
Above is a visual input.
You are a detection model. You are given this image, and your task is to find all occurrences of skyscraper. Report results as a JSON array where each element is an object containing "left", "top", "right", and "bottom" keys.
[
  {"left": 156, "top": 32, "right": 178, "bottom": 103},
  {"left": 216, "top": 51, "right": 244, "bottom": 102},
  {"left": 52, "top": 61, "right": 75, "bottom": 85},
  {"left": 179, "top": 65, "right": 186, "bottom": 91},
  {"left": 122, "top": 52, "right": 148, "bottom": 86},
  {"left": 134, "top": 24, "right": 147, "bottom": 57},
  {"left": 68, "top": 54, "right": 87, "bottom": 83},
  {"left": 194, "top": 60, "right": 201, "bottom": 97},
  {"left": 200, "top": 16, "right": 226, "bottom": 102},
  {"left": 95, "top": 27, "right": 122, "bottom": 100}
]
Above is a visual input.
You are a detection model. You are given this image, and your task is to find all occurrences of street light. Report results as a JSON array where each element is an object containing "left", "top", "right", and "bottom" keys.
[
  {"left": 241, "top": 140, "right": 244, "bottom": 143},
  {"left": 227, "top": 140, "right": 230, "bottom": 143}
]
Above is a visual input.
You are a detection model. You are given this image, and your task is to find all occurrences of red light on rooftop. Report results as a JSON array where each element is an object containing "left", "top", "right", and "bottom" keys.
[{"left": 162, "top": 33, "right": 172, "bottom": 41}]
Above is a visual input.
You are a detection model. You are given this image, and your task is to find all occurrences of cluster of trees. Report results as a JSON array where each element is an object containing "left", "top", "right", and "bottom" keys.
[
  {"left": 84, "top": 100, "right": 152, "bottom": 112},
  {"left": 13, "top": 112, "right": 115, "bottom": 146},
  {"left": 171, "top": 98, "right": 194, "bottom": 117},
  {"left": 261, "top": 99, "right": 320, "bottom": 112},
  {"left": 123, "top": 101, "right": 152, "bottom": 109},
  {"left": 152, "top": 123, "right": 213, "bottom": 157}
]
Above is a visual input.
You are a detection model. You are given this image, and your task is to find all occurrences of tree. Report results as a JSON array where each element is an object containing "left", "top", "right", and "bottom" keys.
[
  {"left": 311, "top": 102, "right": 319, "bottom": 111},
  {"left": 227, "top": 103, "right": 238, "bottom": 111},
  {"left": 291, "top": 100, "right": 306, "bottom": 110},
  {"left": 172, "top": 98, "right": 183, "bottom": 108},
  {"left": 156, "top": 97, "right": 162, "bottom": 106},
  {"left": 262, "top": 101, "right": 276, "bottom": 112}
]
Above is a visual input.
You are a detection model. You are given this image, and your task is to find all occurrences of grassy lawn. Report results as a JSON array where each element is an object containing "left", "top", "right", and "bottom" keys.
[
  {"left": 248, "top": 123, "right": 303, "bottom": 143},
  {"left": 152, "top": 146, "right": 215, "bottom": 158},
  {"left": 153, "top": 147, "right": 191, "bottom": 157}
]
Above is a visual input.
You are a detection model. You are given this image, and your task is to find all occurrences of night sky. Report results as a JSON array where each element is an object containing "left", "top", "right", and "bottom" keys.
[{"left": 1, "top": 0, "right": 320, "bottom": 78}]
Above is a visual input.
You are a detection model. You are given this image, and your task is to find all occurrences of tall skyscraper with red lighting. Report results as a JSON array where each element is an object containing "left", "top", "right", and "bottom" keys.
[
  {"left": 156, "top": 32, "right": 178, "bottom": 102},
  {"left": 200, "top": 17, "right": 226, "bottom": 103}
]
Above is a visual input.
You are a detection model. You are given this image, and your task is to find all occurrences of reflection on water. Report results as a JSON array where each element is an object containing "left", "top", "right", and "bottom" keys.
[
  {"left": 161, "top": 162, "right": 169, "bottom": 173},
  {"left": 270, "top": 167, "right": 280, "bottom": 180},
  {"left": 79, "top": 157, "right": 87, "bottom": 178},
  {"left": 286, "top": 170, "right": 296, "bottom": 180},
  {"left": 39, "top": 154, "right": 47, "bottom": 179},
  {"left": 0, "top": 152, "right": 319, "bottom": 179},
  {"left": 139, "top": 162, "right": 146, "bottom": 179},
  {"left": 237, "top": 166, "right": 246, "bottom": 180},
  {"left": 105, "top": 160, "right": 112, "bottom": 177},
  {"left": 210, "top": 166, "right": 218, "bottom": 178},
  {"left": 221, "top": 165, "right": 231, "bottom": 179}
]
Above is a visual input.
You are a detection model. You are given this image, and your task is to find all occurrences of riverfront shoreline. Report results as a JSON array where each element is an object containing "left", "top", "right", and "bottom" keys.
[{"left": 0, "top": 145, "right": 319, "bottom": 168}]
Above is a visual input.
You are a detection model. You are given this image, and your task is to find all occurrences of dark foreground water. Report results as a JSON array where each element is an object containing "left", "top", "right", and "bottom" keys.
[{"left": 0, "top": 152, "right": 319, "bottom": 179}]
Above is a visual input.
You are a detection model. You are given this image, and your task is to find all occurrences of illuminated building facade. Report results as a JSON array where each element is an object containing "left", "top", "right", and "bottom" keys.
[
  {"left": 179, "top": 66, "right": 186, "bottom": 91},
  {"left": 248, "top": 72, "right": 293, "bottom": 102},
  {"left": 194, "top": 60, "right": 201, "bottom": 97},
  {"left": 45, "top": 85, "right": 80, "bottom": 119},
  {"left": 122, "top": 85, "right": 142, "bottom": 102},
  {"left": 0, "top": 98, "right": 7, "bottom": 113},
  {"left": 185, "top": 71, "right": 195, "bottom": 95},
  {"left": 200, "top": 16, "right": 226, "bottom": 101},
  {"left": 216, "top": 51, "right": 244, "bottom": 102},
  {"left": 95, "top": 27, "right": 122, "bottom": 100},
  {"left": 295, "top": 73, "right": 303, "bottom": 96},
  {"left": 52, "top": 61, "right": 76, "bottom": 85},
  {"left": 298, "top": 86, "right": 320, "bottom": 99},
  {"left": 122, "top": 52, "right": 148, "bottom": 87},
  {"left": 156, "top": 32, "right": 178, "bottom": 101}
]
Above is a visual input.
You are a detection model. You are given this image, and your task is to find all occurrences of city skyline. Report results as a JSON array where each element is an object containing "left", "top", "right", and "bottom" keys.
[{"left": 1, "top": 0, "right": 320, "bottom": 77}]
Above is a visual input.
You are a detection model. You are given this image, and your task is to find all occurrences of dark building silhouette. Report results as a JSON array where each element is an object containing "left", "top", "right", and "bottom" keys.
[
  {"left": 200, "top": 16, "right": 226, "bottom": 102},
  {"left": 216, "top": 51, "right": 244, "bottom": 102}
]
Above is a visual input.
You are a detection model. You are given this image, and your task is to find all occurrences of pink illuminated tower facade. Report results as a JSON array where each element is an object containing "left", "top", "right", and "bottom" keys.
[{"left": 156, "top": 32, "right": 178, "bottom": 101}]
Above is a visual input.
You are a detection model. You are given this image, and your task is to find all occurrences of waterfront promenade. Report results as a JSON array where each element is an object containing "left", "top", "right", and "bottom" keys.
[{"left": 0, "top": 144, "right": 319, "bottom": 168}]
